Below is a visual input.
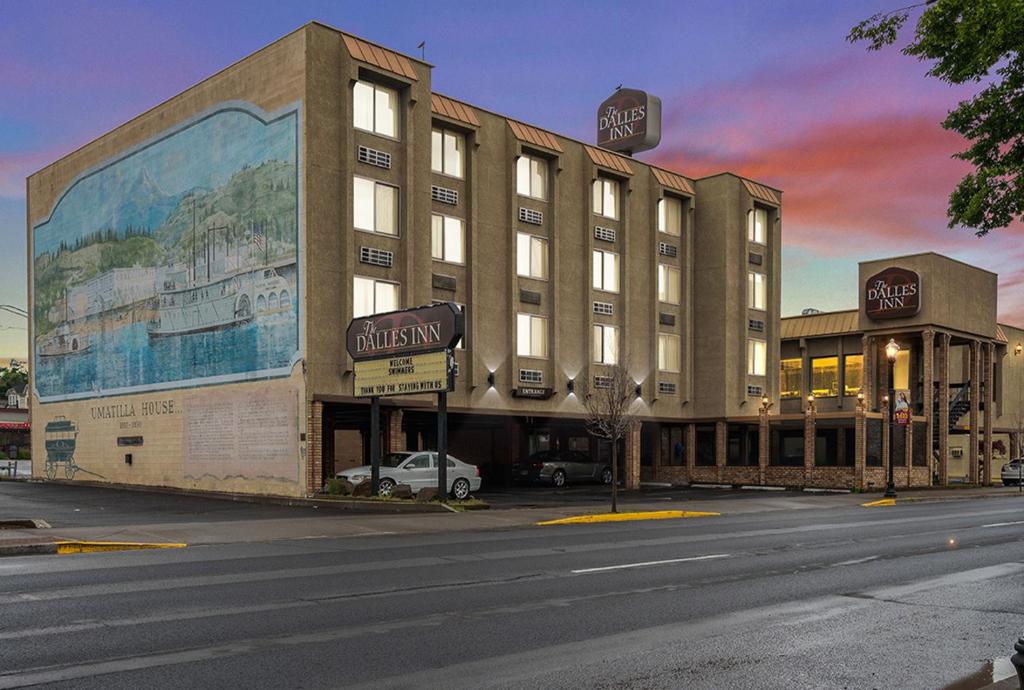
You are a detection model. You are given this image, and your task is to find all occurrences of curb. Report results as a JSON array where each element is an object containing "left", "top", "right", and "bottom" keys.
[
  {"left": 0, "top": 539, "right": 187, "bottom": 558},
  {"left": 0, "top": 519, "right": 51, "bottom": 529},
  {"left": 863, "top": 492, "right": 1024, "bottom": 507},
  {"left": 537, "top": 510, "right": 720, "bottom": 526}
]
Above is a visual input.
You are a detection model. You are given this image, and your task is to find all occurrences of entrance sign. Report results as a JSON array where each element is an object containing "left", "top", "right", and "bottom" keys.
[
  {"left": 346, "top": 303, "right": 463, "bottom": 361},
  {"left": 865, "top": 267, "right": 921, "bottom": 320},
  {"left": 346, "top": 303, "right": 465, "bottom": 501},
  {"left": 512, "top": 387, "right": 554, "bottom": 399},
  {"left": 354, "top": 350, "right": 452, "bottom": 397},
  {"left": 596, "top": 88, "right": 661, "bottom": 154}
]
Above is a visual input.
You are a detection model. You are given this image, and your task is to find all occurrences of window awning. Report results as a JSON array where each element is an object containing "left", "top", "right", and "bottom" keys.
[
  {"left": 0, "top": 422, "right": 29, "bottom": 431},
  {"left": 652, "top": 167, "right": 694, "bottom": 196},
  {"left": 585, "top": 146, "right": 633, "bottom": 176},
  {"left": 431, "top": 94, "right": 480, "bottom": 127},
  {"left": 742, "top": 178, "right": 781, "bottom": 205},
  {"left": 342, "top": 34, "right": 419, "bottom": 81},
  {"left": 507, "top": 120, "right": 563, "bottom": 153}
]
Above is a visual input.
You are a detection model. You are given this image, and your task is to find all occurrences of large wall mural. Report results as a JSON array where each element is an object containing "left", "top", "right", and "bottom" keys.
[{"left": 32, "top": 102, "right": 301, "bottom": 402}]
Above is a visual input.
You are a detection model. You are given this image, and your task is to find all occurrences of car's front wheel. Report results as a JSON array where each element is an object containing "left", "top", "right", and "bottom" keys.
[
  {"left": 451, "top": 478, "right": 471, "bottom": 500},
  {"left": 600, "top": 467, "right": 613, "bottom": 485},
  {"left": 377, "top": 478, "right": 395, "bottom": 497},
  {"left": 552, "top": 469, "right": 566, "bottom": 488}
]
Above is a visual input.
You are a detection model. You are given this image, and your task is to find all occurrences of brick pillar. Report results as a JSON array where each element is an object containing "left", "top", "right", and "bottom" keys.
[
  {"left": 804, "top": 400, "right": 816, "bottom": 484},
  {"left": 862, "top": 335, "right": 876, "bottom": 409},
  {"left": 306, "top": 400, "right": 323, "bottom": 497},
  {"left": 387, "top": 409, "right": 405, "bottom": 453},
  {"left": 969, "top": 340, "right": 980, "bottom": 484},
  {"left": 624, "top": 421, "right": 641, "bottom": 490},
  {"left": 882, "top": 395, "right": 890, "bottom": 484},
  {"left": 905, "top": 421, "right": 913, "bottom": 486},
  {"left": 922, "top": 330, "right": 935, "bottom": 484},
  {"left": 715, "top": 420, "right": 726, "bottom": 482},
  {"left": 686, "top": 423, "right": 696, "bottom": 483},
  {"left": 938, "top": 333, "right": 951, "bottom": 486},
  {"left": 983, "top": 342, "right": 995, "bottom": 486},
  {"left": 758, "top": 406, "right": 770, "bottom": 485},
  {"left": 855, "top": 399, "right": 867, "bottom": 490}
]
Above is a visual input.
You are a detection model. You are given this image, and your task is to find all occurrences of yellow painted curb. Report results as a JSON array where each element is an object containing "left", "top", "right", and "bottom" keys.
[
  {"left": 536, "top": 510, "right": 720, "bottom": 526},
  {"left": 55, "top": 541, "right": 187, "bottom": 554},
  {"left": 861, "top": 498, "right": 896, "bottom": 507}
]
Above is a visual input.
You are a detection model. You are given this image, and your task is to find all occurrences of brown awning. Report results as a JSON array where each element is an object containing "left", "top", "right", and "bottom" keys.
[
  {"left": 342, "top": 34, "right": 418, "bottom": 81},
  {"left": 431, "top": 94, "right": 480, "bottom": 127},
  {"left": 585, "top": 146, "right": 634, "bottom": 176},
  {"left": 995, "top": 324, "right": 1009, "bottom": 344},
  {"left": 742, "top": 179, "right": 781, "bottom": 205},
  {"left": 781, "top": 310, "right": 859, "bottom": 340},
  {"left": 507, "top": 120, "right": 563, "bottom": 153},
  {"left": 652, "top": 167, "right": 695, "bottom": 196}
]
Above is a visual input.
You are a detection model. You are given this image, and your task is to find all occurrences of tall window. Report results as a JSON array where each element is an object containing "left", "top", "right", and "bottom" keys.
[
  {"left": 811, "top": 356, "right": 839, "bottom": 397},
  {"left": 659, "top": 333, "right": 680, "bottom": 372},
  {"left": 353, "top": 276, "right": 398, "bottom": 318},
  {"left": 748, "top": 272, "right": 766, "bottom": 311},
  {"left": 592, "top": 249, "right": 619, "bottom": 292},
  {"left": 516, "top": 155, "right": 547, "bottom": 199},
  {"left": 431, "top": 214, "right": 464, "bottom": 263},
  {"left": 658, "top": 196, "right": 682, "bottom": 236},
  {"left": 516, "top": 233, "right": 548, "bottom": 279},
  {"left": 353, "top": 80, "right": 397, "bottom": 138},
  {"left": 431, "top": 128, "right": 463, "bottom": 177},
  {"left": 748, "top": 339, "right": 767, "bottom": 376},
  {"left": 747, "top": 207, "right": 767, "bottom": 244},
  {"left": 516, "top": 313, "right": 547, "bottom": 358},
  {"left": 593, "top": 324, "right": 618, "bottom": 365},
  {"left": 844, "top": 354, "right": 864, "bottom": 396},
  {"left": 592, "top": 178, "right": 619, "bottom": 219},
  {"left": 780, "top": 358, "right": 802, "bottom": 399},
  {"left": 658, "top": 264, "right": 680, "bottom": 304},
  {"left": 353, "top": 177, "right": 398, "bottom": 236},
  {"left": 894, "top": 349, "right": 910, "bottom": 391}
]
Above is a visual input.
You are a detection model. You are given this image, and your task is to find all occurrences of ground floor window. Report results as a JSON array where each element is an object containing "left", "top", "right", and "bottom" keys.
[
  {"left": 695, "top": 425, "right": 716, "bottom": 466},
  {"left": 726, "top": 424, "right": 758, "bottom": 466},
  {"left": 660, "top": 426, "right": 685, "bottom": 466}
]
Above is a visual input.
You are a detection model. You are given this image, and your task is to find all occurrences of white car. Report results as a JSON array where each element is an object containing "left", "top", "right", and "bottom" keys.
[{"left": 337, "top": 451, "right": 481, "bottom": 499}]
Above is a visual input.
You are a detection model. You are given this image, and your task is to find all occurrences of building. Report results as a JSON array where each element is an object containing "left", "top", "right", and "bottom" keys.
[
  {"left": 26, "top": 22, "right": 782, "bottom": 495},
  {"left": 779, "top": 254, "right": 1024, "bottom": 489}
]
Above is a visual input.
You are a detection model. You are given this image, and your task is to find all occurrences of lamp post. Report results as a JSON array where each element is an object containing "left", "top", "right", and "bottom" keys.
[
  {"left": 884, "top": 338, "right": 901, "bottom": 498},
  {"left": 1015, "top": 344, "right": 1022, "bottom": 491}
]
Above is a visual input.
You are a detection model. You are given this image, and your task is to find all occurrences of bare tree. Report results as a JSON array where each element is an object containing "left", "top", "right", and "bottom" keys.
[{"left": 579, "top": 359, "right": 638, "bottom": 513}]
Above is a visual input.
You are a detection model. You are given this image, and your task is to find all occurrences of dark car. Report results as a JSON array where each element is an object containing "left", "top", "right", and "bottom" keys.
[{"left": 513, "top": 450, "right": 613, "bottom": 487}]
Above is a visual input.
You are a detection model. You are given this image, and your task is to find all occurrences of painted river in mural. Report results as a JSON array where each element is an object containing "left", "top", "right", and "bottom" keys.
[{"left": 32, "top": 103, "right": 301, "bottom": 402}]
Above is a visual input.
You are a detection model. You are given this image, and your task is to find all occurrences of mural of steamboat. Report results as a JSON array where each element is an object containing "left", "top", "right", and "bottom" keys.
[
  {"left": 148, "top": 213, "right": 295, "bottom": 339},
  {"left": 147, "top": 262, "right": 293, "bottom": 338}
]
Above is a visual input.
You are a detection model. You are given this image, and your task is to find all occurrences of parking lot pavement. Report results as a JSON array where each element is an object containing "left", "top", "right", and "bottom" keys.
[
  {"left": 476, "top": 483, "right": 810, "bottom": 508},
  {"left": 0, "top": 480, "right": 326, "bottom": 528}
]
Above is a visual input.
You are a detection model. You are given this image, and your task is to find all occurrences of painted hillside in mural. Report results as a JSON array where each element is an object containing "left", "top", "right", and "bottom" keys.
[{"left": 32, "top": 104, "right": 300, "bottom": 402}]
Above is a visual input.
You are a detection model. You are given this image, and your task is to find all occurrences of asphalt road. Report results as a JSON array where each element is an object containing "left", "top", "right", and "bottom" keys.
[{"left": 2, "top": 497, "right": 1024, "bottom": 689}]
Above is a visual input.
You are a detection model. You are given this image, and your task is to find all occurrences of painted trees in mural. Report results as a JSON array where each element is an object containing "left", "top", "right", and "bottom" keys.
[{"left": 32, "top": 104, "right": 301, "bottom": 401}]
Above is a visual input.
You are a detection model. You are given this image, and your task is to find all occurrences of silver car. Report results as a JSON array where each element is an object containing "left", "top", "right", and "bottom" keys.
[
  {"left": 337, "top": 451, "right": 481, "bottom": 499},
  {"left": 513, "top": 450, "right": 613, "bottom": 487},
  {"left": 1001, "top": 458, "right": 1024, "bottom": 486}
]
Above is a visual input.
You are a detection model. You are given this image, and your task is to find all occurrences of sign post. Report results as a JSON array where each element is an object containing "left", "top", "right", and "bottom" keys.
[{"left": 346, "top": 304, "right": 464, "bottom": 499}]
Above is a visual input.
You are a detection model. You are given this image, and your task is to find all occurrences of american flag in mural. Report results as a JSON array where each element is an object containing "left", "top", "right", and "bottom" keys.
[{"left": 252, "top": 225, "right": 265, "bottom": 251}]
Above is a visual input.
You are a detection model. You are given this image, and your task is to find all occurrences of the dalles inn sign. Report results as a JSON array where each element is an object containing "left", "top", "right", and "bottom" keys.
[
  {"left": 865, "top": 267, "right": 921, "bottom": 320},
  {"left": 596, "top": 87, "right": 661, "bottom": 155}
]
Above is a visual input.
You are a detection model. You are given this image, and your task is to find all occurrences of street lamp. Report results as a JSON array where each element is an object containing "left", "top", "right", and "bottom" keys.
[{"left": 884, "top": 338, "right": 901, "bottom": 498}]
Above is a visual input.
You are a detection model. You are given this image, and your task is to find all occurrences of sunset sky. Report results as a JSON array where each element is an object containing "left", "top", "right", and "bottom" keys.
[{"left": 1, "top": 0, "right": 1021, "bottom": 359}]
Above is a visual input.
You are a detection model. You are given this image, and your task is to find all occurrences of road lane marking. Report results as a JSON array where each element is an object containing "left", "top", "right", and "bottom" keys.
[
  {"left": 832, "top": 555, "right": 879, "bottom": 567},
  {"left": 571, "top": 554, "right": 730, "bottom": 574},
  {"left": 982, "top": 520, "right": 1024, "bottom": 528}
]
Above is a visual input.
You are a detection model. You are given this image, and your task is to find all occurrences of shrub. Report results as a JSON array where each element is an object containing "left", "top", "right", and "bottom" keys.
[{"left": 17, "top": 449, "right": 30, "bottom": 460}]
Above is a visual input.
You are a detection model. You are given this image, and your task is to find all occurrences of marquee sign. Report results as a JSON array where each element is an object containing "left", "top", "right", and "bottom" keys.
[
  {"left": 346, "top": 303, "right": 464, "bottom": 362},
  {"left": 865, "top": 267, "right": 921, "bottom": 320},
  {"left": 596, "top": 88, "right": 661, "bottom": 154},
  {"left": 353, "top": 350, "right": 452, "bottom": 398}
]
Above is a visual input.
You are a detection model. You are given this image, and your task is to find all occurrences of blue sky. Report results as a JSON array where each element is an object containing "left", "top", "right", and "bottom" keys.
[{"left": 2, "top": 0, "right": 1021, "bottom": 358}]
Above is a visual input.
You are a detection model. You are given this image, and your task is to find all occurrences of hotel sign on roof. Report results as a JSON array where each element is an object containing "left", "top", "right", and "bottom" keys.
[
  {"left": 865, "top": 267, "right": 922, "bottom": 320},
  {"left": 596, "top": 88, "right": 661, "bottom": 155}
]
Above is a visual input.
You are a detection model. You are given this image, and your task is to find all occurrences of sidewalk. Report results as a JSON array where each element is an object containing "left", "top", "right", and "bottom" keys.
[{"left": 1, "top": 481, "right": 1022, "bottom": 555}]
